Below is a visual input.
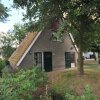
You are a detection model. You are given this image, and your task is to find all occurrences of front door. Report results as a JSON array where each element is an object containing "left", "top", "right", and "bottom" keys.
[
  {"left": 65, "top": 52, "right": 71, "bottom": 68},
  {"left": 44, "top": 52, "right": 52, "bottom": 72}
]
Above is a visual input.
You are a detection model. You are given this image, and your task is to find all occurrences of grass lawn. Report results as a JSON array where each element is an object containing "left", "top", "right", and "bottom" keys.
[
  {"left": 84, "top": 59, "right": 100, "bottom": 71},
  {"left": 48, "top": 59, "right": 100, "bottom": 98}
]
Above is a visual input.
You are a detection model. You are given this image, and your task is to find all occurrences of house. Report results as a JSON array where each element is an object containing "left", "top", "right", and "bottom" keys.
[{"left": 9, "top": 27, "right": 78, "bottom": 72}]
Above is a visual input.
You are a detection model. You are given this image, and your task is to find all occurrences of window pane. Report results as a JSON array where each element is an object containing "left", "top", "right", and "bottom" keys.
[{"left": 34, "top": 52, "right": 42, "bottom": 68}]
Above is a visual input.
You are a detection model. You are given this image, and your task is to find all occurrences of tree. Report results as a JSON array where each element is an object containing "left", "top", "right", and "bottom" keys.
[
  {"left": 13, "top": 0, "right": 100, "bottom": 75},
  {"left": 13, "top": 23, "right": 28, "bottom": 43},
  {"left": 0, "top": 32, "right": 16, "bottom": 60},
  {"left": 88, "top": 23, "right": 100, "bottom": 63},
  {"left": 0, "top": 2, "right": 8, "bottom": 22}
]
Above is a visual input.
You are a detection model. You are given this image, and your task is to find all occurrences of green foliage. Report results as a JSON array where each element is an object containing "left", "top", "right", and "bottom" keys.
[
  {"left": 13, "top": 23, "right": 28, "bottom": 43},
  {"left": 88, "top": 23, "right": 100, "bottom": 53},
  {"left": 50, "top": 90, "right": 65, "bottom": 100},
  {"left": 0, "top": 32, "right": 16, "bottom": 59},
  {"left": 65, "top": 85, "right": 99, "bottom": 100},
  {"left": 50, "top": 71, "right": 75, "bottom": 98},
  {"left": 13, "top": 0, "right": 100, "bottom": 75},
  {"left": 0, "top": 2, "right": 9, "bottom": 22},
  {"left": 13, "top": 0, "right": 100, "bottom": 50},
  {"left": 0, "top": 66, "right": 47, "bottom": 100},
  {"left": 0, "top": 59, "right": 5, "bottom": 76},
  {"left": 66, "top": 72, "right": 73, "bottom": 79},
  {"left": 2, "top": 46, "right": 15, "bottom": 59},
  {"left": 13, "top": 0, "right": 100, "bottom": 33}
]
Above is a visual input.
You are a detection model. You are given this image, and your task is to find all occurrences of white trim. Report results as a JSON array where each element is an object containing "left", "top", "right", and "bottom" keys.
[
  {"left": 16, "top": 30, "right": 43, "bottom": 66},
  {"left": 42, "top": 52, "right": 44, "bottom": 71},
  {"left": 69, "top": 33, "right": 78, "bottom": 53}
]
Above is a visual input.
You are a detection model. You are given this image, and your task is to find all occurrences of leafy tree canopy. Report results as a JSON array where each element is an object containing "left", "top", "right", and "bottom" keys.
[
  {"left": 88, "top": 23, "right": 100, "bottom": 53},
  {"left": 0, "top": 2, "right": 9, "bottom": 22},
  {"left": 13, "top": 0, "right": 100, "bottom": 47},
  {"left": 13, "top": 0, "right": 100, "bottom": 75},
  {"left": 12, "top": 23, "right": 28, "bottom": 43},
  {"left": 0, "top": 32, "right": 16, "bottom": 59}
]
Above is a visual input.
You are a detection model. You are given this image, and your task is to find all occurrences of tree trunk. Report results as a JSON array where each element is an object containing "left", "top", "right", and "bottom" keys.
[
  {"left": 77, "top": 18, "right": 85, "bottom": 75},
  {"left": 78, "top": 44, "right": 84, "bottom": 75},
  {"left": 98, "top": 52, "right": 100, "bottom": 64},
  {"left": 93, "top": 52, "right": 96, "bottom": 61}
]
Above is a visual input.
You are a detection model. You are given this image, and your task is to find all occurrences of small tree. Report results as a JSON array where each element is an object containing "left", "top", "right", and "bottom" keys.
[
  {"left": 13, "top": 23, "right": 28, "bottom": 44},
  {"left": 88, "top": 23, "right": 100, "bottom": 63},
  {"left": 0, "top": 59, "right": 5, "bottom": 77},
  {"left": 0, "top": 32, "right": 16, "bottom": 60}
]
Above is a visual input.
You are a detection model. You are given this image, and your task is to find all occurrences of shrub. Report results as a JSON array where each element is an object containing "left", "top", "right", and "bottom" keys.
[
  {"left": 65, "top": 85, "right": 99, "bottom": 100},
  {"left": 0, "top": 59, "right": 6, "bottom": 76},
  {"left": 0, "top": 66, "right": 47, "bottom": 100},
  {"left": 50, "top": 90, "right": 65, "bottom": 100}
]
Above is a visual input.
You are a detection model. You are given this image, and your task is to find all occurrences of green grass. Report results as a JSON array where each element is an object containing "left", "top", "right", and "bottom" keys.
[
  {"left": 84, "top": 60, "right": 100, "bottom": 71},
  {"left": 49, "top": 60, "right": 100, "bottom": 98}
]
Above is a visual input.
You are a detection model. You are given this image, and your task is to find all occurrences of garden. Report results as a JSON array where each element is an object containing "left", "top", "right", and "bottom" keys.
[{"left": 0, "top": 59, "right": 100, "bottom": 100}]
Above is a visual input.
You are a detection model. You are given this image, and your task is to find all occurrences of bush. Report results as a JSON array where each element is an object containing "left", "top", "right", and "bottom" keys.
[
  {"left": 50, "top": 90, "right": 65, "bottom": 100},
  {"left": 0, "top": 66, "right": 47, "bottom": 100},
  {"left": 65, "top": 85, "right": 99, "bottom": 100},
  {"left": 0, "top": 59, "right": 6, "bottom": 76}
]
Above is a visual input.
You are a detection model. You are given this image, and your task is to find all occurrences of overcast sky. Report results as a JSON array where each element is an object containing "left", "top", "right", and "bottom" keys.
[{"left": 0, "top": 0, "right": 25, "bottom": 33}]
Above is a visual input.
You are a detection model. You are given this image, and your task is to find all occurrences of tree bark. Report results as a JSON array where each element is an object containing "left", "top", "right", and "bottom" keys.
[
  {"left": 93, "top": 52, "right": 96, "bottom": 61},
  {"left": 78, "top": 43, "right": 84, "bottom": 75},
  {"left": 77, "top": 17, "right": 85, "bottom": 75},
  {"left": 78, "top": 23, "right": 84, "bottom": 75},
  {"left": 98, "top": 52, "right": 100, "bottom": 64}
]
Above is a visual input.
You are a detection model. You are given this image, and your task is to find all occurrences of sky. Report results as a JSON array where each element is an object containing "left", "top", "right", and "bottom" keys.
[{"left": 0, "top": 0, "right": 25, "bottom": 33}]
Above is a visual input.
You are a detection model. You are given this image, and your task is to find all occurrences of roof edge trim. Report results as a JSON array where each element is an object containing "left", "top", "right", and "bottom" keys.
[{"left": 68, "top": 33, "right": 78, "bottom": 53}]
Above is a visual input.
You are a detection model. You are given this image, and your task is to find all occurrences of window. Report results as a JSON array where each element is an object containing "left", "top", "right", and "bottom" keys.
[
  {"left": 50, "top": 32, "right": 64, "bottom": 42},
  {"left": 34, "top": 52, "right": 42, "bottom": 67}
]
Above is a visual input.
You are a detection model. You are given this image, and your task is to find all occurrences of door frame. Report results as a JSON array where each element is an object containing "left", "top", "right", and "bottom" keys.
[{"left": 65, "top": 52, "right": 71, "bottom": 68}]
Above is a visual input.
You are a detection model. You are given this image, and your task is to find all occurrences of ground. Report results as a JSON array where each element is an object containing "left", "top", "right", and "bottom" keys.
[{"left": 47, "top": 59, "right": 100, "bottom": 98}]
